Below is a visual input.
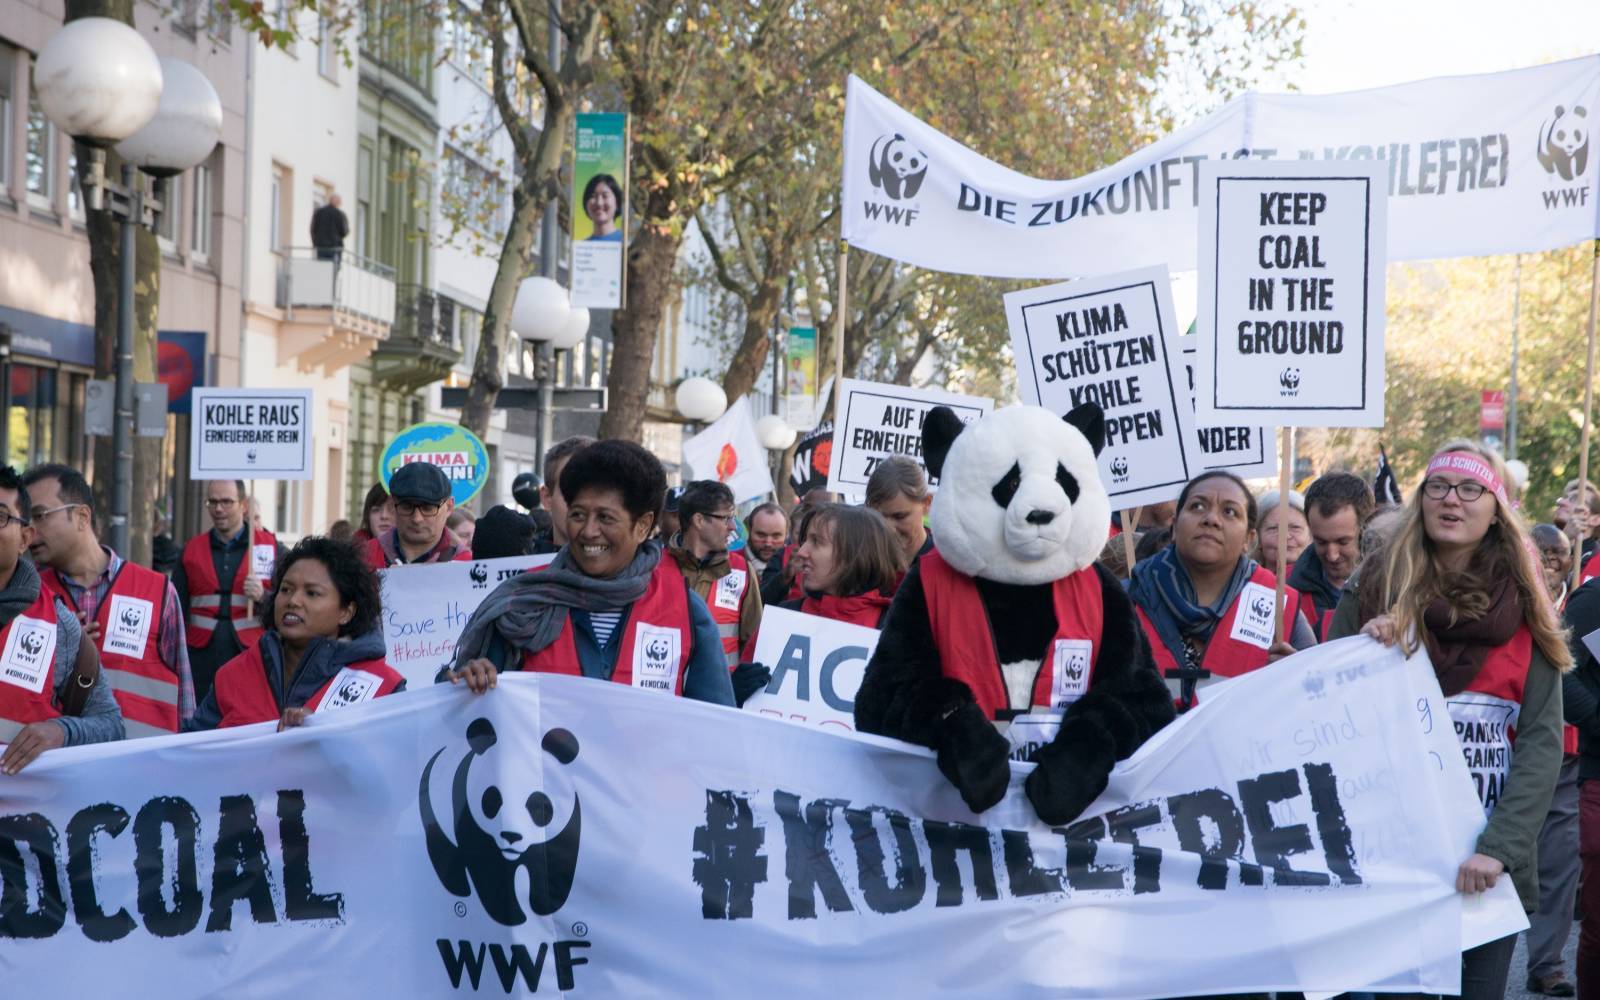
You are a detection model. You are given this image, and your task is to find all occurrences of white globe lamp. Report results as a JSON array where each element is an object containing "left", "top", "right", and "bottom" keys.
[
  {"left": 34, "top": 18, "right": 164, "bottom": 146},
  {"left": 675, "top": 377, "right": 727, "bottom": 423},
  {"left": 511, "top": 276, "right": 571, "bottom": 342},
  {"left": 548, "top": 306, "right": 590, "bottom": 351},
  {"left": 115, "top": 59, "right": 223, "bottom": 176},
  {"left": 755, "top": 414, "right": 796, "bottom": 451},
  {"left": 1504, "top": 458, "right": 1529, "bottom": 491}
]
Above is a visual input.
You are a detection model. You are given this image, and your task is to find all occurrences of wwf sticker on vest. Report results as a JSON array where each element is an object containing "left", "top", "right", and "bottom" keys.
[
  {"left": 1050, "top": 639, "right": 1093, "bottom": 706},
  {"left": 1446, "top": 693, "right": 1520, "bottom": 817},
  {"left": 713, "top": 570, "right": 747, "bottom": 612},
  {"left": 632, "top": 624, "right": 682, "bottom": 693},
  {"left": 1228, "top": 582, "right": 1278, "bottom": 650},
  {"left": 251, "top": 544, "right": 276, "bottom": 581},
  {"left": 0, "top": 615, "right": 57, "bottom": 694},
  {"left": 103, "top": 594, "right": 155, "bottom": 659},
  {"left": 318, "top": 668, "right": 383, "bottom": 712}
]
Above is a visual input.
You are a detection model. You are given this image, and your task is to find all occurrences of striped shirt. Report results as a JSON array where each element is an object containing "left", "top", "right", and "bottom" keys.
[{"left": 588, "top": 611, "right": 623, "bottom": 648}]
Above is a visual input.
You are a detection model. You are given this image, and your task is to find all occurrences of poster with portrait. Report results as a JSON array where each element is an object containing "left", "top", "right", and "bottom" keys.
[{"left": 571, "top": 112, "right": 631, "bottom": 309}]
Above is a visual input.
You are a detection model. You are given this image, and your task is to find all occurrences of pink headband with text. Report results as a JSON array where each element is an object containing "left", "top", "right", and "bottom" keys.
[{"left": 1425, "top": 451, "right": 1509, "bottom": 506}]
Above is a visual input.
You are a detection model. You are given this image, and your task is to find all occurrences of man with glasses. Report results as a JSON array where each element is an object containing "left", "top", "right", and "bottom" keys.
[
  {"left": 362, "top": 463, "right": 471, "bottom": 569},
  {"left": 22, "top": 464, "right": 194, "bottom": 735},
  {"left": 174, "top": 479, "right": 283, "bottom": 701},
  {"left": 667, "top": 480, "right": 762, "bottom": 668},
  {"left": 0, "top": 464, "right": 124, "bottom": 774}
]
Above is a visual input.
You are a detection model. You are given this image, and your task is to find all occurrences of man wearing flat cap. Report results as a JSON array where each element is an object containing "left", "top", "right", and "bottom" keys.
[{"left": 362, "top": 464, "right": 473, "bottom": 569}]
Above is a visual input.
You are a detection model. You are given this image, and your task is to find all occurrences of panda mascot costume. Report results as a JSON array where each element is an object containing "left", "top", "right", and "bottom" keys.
[{"left": 855, "top": 402, "right": 1175, "bottom": 824}]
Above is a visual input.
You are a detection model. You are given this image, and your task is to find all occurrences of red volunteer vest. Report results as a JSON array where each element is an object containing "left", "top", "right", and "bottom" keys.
[
  {"left": 42, "top": 562, "right": 177, "bottom": 737},
  {"left": 211, "top": 643, "right": 405, "bottom": 728},
  {"left": 1137, "top": 566, "right": 1305, "bottom": 706},
  {"left": 520, "top": 561, "right": 694, "bottom": 695},
  {"left": 1445, "top": 625, "right": 1533, "bottom": 815},
  {"left": 182, "top": 527, "right": 278, "bottom": 649},
  {"left": 0, "top": 590, "right": 62, "bottom": 743},
  {"left": 919, "top": 549, "right": 1104, "bottom": 720},
  {"left": 1581, "top": 550, "right": 1600, "bottom": 585},
  {"left": 799, "top": 591, "right": 893, "bottom": 629},
  {"left": 706, "top": 553, "right": 751, "bottom": 667},
  {"left": 362, "top": 534, "right": 473, "bottom": 570}
]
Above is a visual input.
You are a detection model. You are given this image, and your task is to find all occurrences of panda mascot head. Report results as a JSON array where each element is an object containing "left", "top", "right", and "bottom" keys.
[{"left": 924, "top": 402, "right": 1109, "bottom": 586}]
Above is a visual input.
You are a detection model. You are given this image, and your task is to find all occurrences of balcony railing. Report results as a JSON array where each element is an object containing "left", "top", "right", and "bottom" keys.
[
  {"left": 391, "top": 284, "right": 461, "bottom": 350},
  {"left": 276, "top": 248, "right": 398, "bottom": 326}
]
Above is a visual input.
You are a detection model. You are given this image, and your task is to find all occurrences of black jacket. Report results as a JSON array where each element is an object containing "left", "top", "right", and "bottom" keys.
[
  {"left": 1563, "top": 578, "right": 1600, "bottom": 781},
  {"left": 310, "top": 203, "right": 349, "bottom": 249}
]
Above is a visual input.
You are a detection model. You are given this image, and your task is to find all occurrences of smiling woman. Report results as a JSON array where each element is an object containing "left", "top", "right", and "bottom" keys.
[
  {"left": 188, "top": 537, "right": 404, "bottom": 732},
  {"left": 1127, "top": 470, "right": 1316, "bottom": 712}
]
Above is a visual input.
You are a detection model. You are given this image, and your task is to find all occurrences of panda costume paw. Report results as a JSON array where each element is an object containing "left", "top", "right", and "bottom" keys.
[{"left": 856, "top": 401, "right": 1173, "bottom": 825}]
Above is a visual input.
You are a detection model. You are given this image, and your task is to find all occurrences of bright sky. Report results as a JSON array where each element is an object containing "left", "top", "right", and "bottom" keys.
[{"left": 1280, "top": 0, "right": 1599, "bottom": 95}]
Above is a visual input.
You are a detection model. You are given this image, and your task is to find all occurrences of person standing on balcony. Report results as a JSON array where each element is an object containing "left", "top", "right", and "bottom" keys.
[{"left": 310, "top": 193, "right": 348, "bottom": 263}]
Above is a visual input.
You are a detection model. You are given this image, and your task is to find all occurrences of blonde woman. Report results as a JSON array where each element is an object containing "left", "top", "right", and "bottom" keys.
[{"left": 1328, "top": 440, "right": 1569, "bottom": 1000}]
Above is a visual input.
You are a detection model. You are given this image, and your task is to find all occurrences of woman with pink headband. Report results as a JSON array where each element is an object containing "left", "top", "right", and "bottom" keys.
[{"left": 1328, "top": 439, "right": 1570, "bottom": 1000}]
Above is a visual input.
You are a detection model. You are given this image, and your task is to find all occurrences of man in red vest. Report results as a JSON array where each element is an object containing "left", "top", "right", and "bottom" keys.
[
  {"left": 0, "top": 465, "right": 124, "bottom": 774},
  {"left": 174, "top": 479, "right": 283, "bottom": 701},
  {"left": 22, "top": 465, "right": 194, "bottom": 736},
  {"left": 667, "top": 480, "right": 762, "bottom": 669},
  {"left": 362, "top": 463, "right": 471, "bottom": 568}
]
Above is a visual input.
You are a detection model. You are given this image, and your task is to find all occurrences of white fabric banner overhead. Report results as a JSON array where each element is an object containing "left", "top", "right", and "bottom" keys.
[
  {"left": 842, "top": 60, "right": 1600, "bottom": 278},
  {"left": 0, "top": 638, "right": 1521, "bottom": 997},
  {"left": 378, "top": 554, "right": 554, "bottom": 688}
]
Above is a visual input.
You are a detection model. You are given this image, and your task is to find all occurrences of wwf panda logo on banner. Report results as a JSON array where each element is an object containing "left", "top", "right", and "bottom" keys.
[
  {"left": 419, "top": 718, "right": 582, "bottom": 925},
  {"left": 468, "top": 563, "right": 489, "bottom": 590},
  {"left": 1537, "top": 104, "right": 1589, "bottom": 181},
  {"left": 868, "top": 133, "right": 928, "bottom": 200}
]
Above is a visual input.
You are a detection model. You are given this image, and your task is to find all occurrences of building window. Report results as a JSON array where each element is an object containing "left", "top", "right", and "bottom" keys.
[
  {"left": 356, "top": 142, "right": 373, "bottom": 257},
  {"left": 7, "top": 365, "right": 58, "bottom": 470},
  {"left": 67, "top": 142, "right": 83, "bottom": 221},
  {"left": 442, "top": 147, "right": 508, "bottom": 238},
  {"left": 317, "top": 12, "right": 338, "bottom": 80},
  {"left": 270, "top": 163, "right": 290, "bottom": 253},
  {"left": 0, "top": 42, "right": 14, "bottom": 194},
  {"left": 157, "top": 173, "right": 183, "bottom": 251},
  {"left": 191, "top": 159, "right": 213, "bottom": 261},
  {"left": 26, "top": 80, "right": 54, "bottom": 208}
]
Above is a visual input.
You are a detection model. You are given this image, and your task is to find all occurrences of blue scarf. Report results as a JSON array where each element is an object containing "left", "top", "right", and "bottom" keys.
[{"left": 1128, "top": 544, "right": 1257, "bottom": 661}]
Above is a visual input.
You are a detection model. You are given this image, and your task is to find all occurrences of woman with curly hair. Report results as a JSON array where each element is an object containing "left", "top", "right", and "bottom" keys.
[
  {"left": 1328, "top": 440, "right": 1570, "bottom": 1000},
  {"left": 190, "top": 536, "right": 403, "bottom": 730}
]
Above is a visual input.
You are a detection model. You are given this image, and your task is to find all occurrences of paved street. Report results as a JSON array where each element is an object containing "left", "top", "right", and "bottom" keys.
[{"left": 1507, "top": 924, "right": 1577, "bottom": 1000}]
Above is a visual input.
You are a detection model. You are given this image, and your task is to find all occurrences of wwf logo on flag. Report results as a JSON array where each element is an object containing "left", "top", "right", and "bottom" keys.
[
  {"left": 868, "top": 133, "right": 928, "bottom": 200},
  {"left": 469, "top": 563, "right": 489, "bottom": 589},
  {"left": 1537, "top": 104, "right": 1589, "bottom": 181},
  {"left": 1279, "top": 367, "right": 1301, "bottom": 396},
  {"left": 419, "top": 718, "right": 582, "bottom": 924}
]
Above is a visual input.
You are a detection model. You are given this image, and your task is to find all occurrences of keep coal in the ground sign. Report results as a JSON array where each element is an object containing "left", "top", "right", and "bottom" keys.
[
  {"left": 1005, "top": 265, "right": 1195, "bottom": 509},
  {"left": 1196, "top": 159, "right": 1388, "bottom": 427}
]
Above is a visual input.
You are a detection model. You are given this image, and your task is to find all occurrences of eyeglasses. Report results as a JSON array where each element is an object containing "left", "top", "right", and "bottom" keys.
[
  {"left": 703, "top": 511, "right": 738, "bottom": 525},
  {"left": 395, "top": 500, "right": 443, "bottom": 518},
  {"left": 1421, "top": 478, "right": 1487, "bottom": 503},
  {"left": 31, "top": 503, "right": 81, "bottom": 521},
  {"left": 0, "top": 509, "right": 28, "bottom": 529},
  {"left": 205, "top": 498, "right": 239, "bottom": 508}
]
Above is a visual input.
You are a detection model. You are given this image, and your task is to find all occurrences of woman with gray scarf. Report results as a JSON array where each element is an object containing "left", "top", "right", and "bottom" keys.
[
  {"left": 0, "top": 468, "right": 123, "bottom": 774},
  {"left": 444, "top": 440, "right": 733, "bottom": 706}
]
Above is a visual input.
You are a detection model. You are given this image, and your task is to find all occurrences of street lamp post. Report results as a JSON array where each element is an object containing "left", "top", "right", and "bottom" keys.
[
  {"left": 511, "top": 277, "right": 590, "bottom": 474},
  {"left": 34, "top": 20, "right": 221, "bottom": 557}
]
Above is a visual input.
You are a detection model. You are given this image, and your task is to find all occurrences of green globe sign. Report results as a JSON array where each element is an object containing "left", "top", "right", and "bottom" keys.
[{"left": 379, "top": 422, "right": 489, "bottom": 506}]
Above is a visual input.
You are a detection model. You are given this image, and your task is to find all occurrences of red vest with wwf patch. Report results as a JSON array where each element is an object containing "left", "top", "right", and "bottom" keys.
[
  {"left": 0, "top": 591, "right": 62, "bottom": 743},
  {"left": 1137, "top": 566, "right": 1304, "bottom": 705},
  {"left": 706, "top": 552, "right": 751, "bottom": 668},
  {"left": 182, "top": 528, "right": 277, "bottom": 649},
  {"left": 42, "top": 563, "right": 177, "bottom": 737},
  {"left": 1446, "top": 625, "right": 1533, "bottom": 816},
  {"left": 919, "top": 549, "right": 1104, "bottom": 720},
  {"left": 520, "top": 561, "right": 693, "bottom": 695},
  {"left": 211, "top": 643, "right": 404, "bottom": 728}
]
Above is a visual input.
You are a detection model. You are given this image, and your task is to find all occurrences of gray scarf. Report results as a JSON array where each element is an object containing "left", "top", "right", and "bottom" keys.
[
  {"left": 0, "top": 559, "right": 42, "bottom": 624},
  {"left": 450, "top": 540, "right": 662, "bottom": 669}
]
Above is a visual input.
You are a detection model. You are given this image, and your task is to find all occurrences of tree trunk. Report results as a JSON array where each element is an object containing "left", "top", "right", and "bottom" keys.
[
  {"left": 461, "top": 182, "right": 541, "bottom": 439},
  {"left": 599, "top": 189, "right": 682, "bottom": 442},
  {"left": 720, "top": 279, "right": 784, "bottom": 404}
]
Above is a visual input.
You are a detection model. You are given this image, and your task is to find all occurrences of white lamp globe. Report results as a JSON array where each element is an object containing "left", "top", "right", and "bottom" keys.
[
  {"left": 548, "top": 306, "right": 590, "bottom": 351},
  {"left": 675, "top": 377, "right": 727, "bottom": 422},
  {"left": 756, "top": 414, "right": 796, "bottom": 451},
  {"left": 34, "top": 18, "right": 163, "bottom": 146},
  {"left": 115, "top": 59, "right": 223, "bottom": 176},
  {"left": 1504, "top": 458, "right": 1529, "bottom": 491},
  {"left": 511, "top": 276, "right": 571, "bottom": 341}
]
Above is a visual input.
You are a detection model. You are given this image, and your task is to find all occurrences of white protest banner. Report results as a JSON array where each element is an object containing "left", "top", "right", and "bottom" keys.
[
  {"left": 842, "top": 60, "right": 1599, "bottom": 279},
  {"left": 0, "top": 638, "right": 1517, "bottom": 997},
  {"left": 1006, "top": 265, "right": 1196, "bottom": 509},
  {"left": 189, "top": 387, "right": 312, "bottom": 479},
  {"left": 743, "top": 606, "right": 878, "bottom": 731},
  {"left": 683, "top": 396, "right": 775, "bottom": 502},
  {"left": 378, "top": 554, "right": 553, "bottom": 687},
  {"left": 1195, "top": 160, "right": 1388, "bottom": 427},
  {"left": 826, "top": 378, "right": 994, "bottom": 493},
  {"left": 1178, "top": 336, "right": 1277, "bottom": 479}
]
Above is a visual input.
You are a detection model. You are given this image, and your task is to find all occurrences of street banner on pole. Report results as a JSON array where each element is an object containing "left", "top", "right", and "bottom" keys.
[
  {"left": 841, "top": 59, "right": 1600, "bottom": 278},
  {"left": 379, "top": 423, "right": 491, "bottom": 507},
  {"left": 1178, "top": 336, "right": 1277, "bottom": 479},
  {"left": 1481, "top": 390, "right": 1507, "bottom": 451},
  {"left": 1195, "top": 160, "right": 1388, "bottom": 428},
  {"left": 0, "top": 638, "right": 1521, "bottom": 996},
  {"left": 189, "top": 387, "right": 312, "bottom": 480},
  {"left": 742, "top": 606, "right": 879, "bottom": 731},
  {"left": 1006, "top": 265, "right": 1196, "bottom": 509},
  {"left": 571, "top": 112, "right": 630, "bottom": 309},
  {"left": 826, "top": 378, "right": 993, "bottom": 493},
  {"left": 784, "top": 326, "right": 819, "bottom": 428}
]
